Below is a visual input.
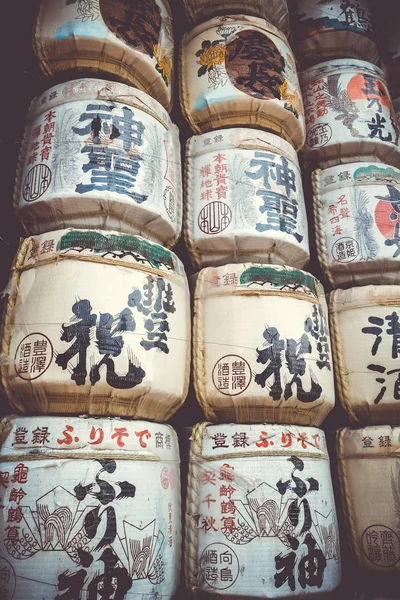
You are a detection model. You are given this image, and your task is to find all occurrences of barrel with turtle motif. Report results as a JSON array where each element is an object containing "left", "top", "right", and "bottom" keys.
[
  {"left": 180, "top": 15, "right": 305, "bottom": 150},
  {"left": 0, "top": 415, "right": 181, "bottom": 600},
  {"left": 185, "top": 128, "right": 309, "bottom": 269},
  {"left": 193, "top": 263, "right": 335, "bottom": 425},
  {"left": 14, "top": 79, "right": 182, "bottom": 246},
  {"left": 185, "top": 422, "right": 341, "bottom": 597},
  {"left": 290, "top": 0, "right": 379, "bottom": 68},
  {"left": 337, "top": 426, "right": 400, "bottom": 573},
  {"left": 0, "top": 229, "right": 190, "bottom": 420},
  {"left": 301, "top": 59, "right": 400, "bottom": 169},
  {"left": 313, "top": 162, "right": 400, "bottom": 287},
  {"left": 33, "top": 0, "right": 174, "bottom": 111},
  {"left": 181, "top": 0, "right": 289, "bottom": 34},
  {"left": 330, "top": 286, "right": 400, "bottom": 425}
]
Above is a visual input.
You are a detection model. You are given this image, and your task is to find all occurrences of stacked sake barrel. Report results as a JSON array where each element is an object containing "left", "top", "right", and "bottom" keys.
[
  {"left": 179, "top": 0, "right": 342, "bottom": 596},
  {"left": 289, "top": 1, "right": 400, "bottom": 596},
  {"left": 0, "top": 2, "right": 188, "bottom": 599}
]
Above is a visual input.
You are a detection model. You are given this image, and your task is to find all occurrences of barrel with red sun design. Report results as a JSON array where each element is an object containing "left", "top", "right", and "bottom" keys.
[
  {"left": 301, "top": 59, "right": 400, "bottom": 168},
  {"left": 313, "top": 162, "right": 400, "bottom": 287}
]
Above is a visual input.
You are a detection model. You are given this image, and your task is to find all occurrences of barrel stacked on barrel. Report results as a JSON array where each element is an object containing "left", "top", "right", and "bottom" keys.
[{"left": 0, "top": 1, "right": 399, "bottom": 599}]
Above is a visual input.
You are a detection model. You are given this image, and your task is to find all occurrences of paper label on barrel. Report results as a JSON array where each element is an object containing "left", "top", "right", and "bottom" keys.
[
  {"left": 201, "top": 424, "right": 328, "bottom": 458},
  {"left": 317, "top": 163, "right": 400, "bottom": 266},
  {"left": 20, "top": 95, "right": 180, "bottom": 226},
  {"left": 294, "top": 0, "right": 375, "bottom": 41},
  {"left": 1, "top": 417, "right": 179, "bottom": 460},
  {"left": 0, "top": 455, "right": 180, "bottom": 599},
  {"left": 303, "top": 67, "right": 399, "bottom": 152},
  {"left": 23, "top": 229, "right": 183, "bottom": 274},
  {"left": 191, "top": 141, "right": 309, "bottom": 253},
  {"left": 6, "top": 240, "right": 189, "bottom": 412},
  {"left": 195, "top": 444, "right": 340, "bottom": 595}
]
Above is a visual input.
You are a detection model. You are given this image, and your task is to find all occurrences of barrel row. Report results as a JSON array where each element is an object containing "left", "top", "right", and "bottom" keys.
[
  {"left": 1, "top": 416, "right": 398, "bottom": 598},
  {"left": 2, "top": 244, "right": 400, "bottom": 428},
  {"left": 13, "top": 76, "right": 400, "bottom": 283}
]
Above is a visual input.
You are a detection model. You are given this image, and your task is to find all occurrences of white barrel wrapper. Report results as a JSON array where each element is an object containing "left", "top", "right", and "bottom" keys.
[
  {"left": 313, "top": 162, "right": 400, "bottom": 287},
  {"left": 301, "top": 59, "right": 400, "bottom": 168},
  {"left": 185, "top": 128, "right": 309, "bottom": 269},
  {"left": 193, "top": 263, "right": 335, "bottom": 426},
  {"left": 0, "top": 229, "right": 190, "bottom": 421},
  {"left": 185, "top": 422, "right": 341, "bottom": 597},
  {"left": 0, "top": 415, "right": 181, "bottom": 599},
  {"left": 180, "top": 15, "right": 305, "bottom": 150},
  {"left": 330, "top": 285, "right": 400, "bottom": 425},
  {"left": 337, "top": 425, "right": 400, "bottom": 572},
  {"left": 34, "top": 0, "right": 174, "bottom": 112},
  {"left": 14, "top": 79, "right": 182, "bottom": 246}
]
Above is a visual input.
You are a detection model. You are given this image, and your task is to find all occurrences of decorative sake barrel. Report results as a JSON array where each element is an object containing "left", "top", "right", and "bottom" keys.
[
  {"left": 184, "top": 128, "right": 310, "bottom": 269},
  {"left": 313, "top": 162, "right": 400, "bottom": 287},
  {"left": 14, "top": 79, "right": 182, "bottom": 246},
  {"left": 301, "top": 60, "right": 400, "bottom": 169},
  {"left": 193, "top": 263, "right": 335, "bottom": 425},
  {"left": 330, "top": 286, "right": 400, "bottom": 425},
  {"left": 0, "top": 415, "right": 181, "bottom": 599},
  {"left": 182, "top": 0, "right": 289, "bottom": 34},
  {"left": 0, "top": 229, "right": 190, "bottom": 420},
  {"left": 185, "top": 422, "right": 341, "bottom": 597},
  {"left": 180, "top": 15, "right": 306, "bottom": 151},
  {"left": 337, "top": 426, "right": 400, "bottom": 572},
  {"left": 290, "top": 0, "right": 379, "bottom": 68},
  {"left": 33, "top": 0, "right": 174, "bottom": 112}
]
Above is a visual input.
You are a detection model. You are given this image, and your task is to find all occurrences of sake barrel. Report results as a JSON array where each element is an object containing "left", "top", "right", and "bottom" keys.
[
  {"left": 313, "top": 162, "right": 400, "bottom": 287},
  {"left": 193, "top": 263, "right": 335, "bottom": 425},
  {"left": 33, "top": 0, "right": 174, "bottom": 112},
  {"left": 180, "top": 15, "right": 306, "bottom": 150},
  {"left": 184, "top": 128, "right": 310, "bottom": 269},
  {"left": 0, "top": 415, "right": 181, "bottom": 599},
  {"left": 290, "top": 0, "right": 379, "bottom": 68},
  {"left": 185, "top": 422, "right": 341, "bottom": 597},
  {"left": 182, "top": 0, "right": 290, "bottom": 35},
  {"left": 0, "top": 229, "right": 190, "bottom": 420},
  {"left": 330, "top": 286, "right": 400, "bottom": 425},
  {"left": 14, "top": 79, "right": 182, "bottom": 246},
  {"left": 337, "top": 426, "right": 400, "bottom": 572},
  {"left": 300, "top": 60, "right": 400, "bottom": 169}
]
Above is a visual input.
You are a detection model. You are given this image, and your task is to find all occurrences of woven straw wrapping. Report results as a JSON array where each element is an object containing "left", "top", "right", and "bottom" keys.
[
  {"left": 300, "top": 59, "right": 400, "bottom": 169},
  {"left": 337, "top": 426, "right": 400, "bottom": 573},
  {"left": 33, "top": 0, "right": 174, "bottom": 112},
  {"left": 0, "top": 228, "right": 191, "bottom": 420},
  {"left": 329, "top": 286, "right": 400, "bottom": 425},
  {"left": 184, "top": 128, "right": 310, "bottom": 270},
  {"left": 313, "top": 162, "right": 400, "bottom": 288},
  {"left": 185, "top": 422, "right": 341, "bottom": 597},
  {"left": 0, "top": 415, "right": 182, "bottom": 599},
  {"left": 193, "top": 263, "right": 335, "bottom": 426},
  {"left": 14, "top": 79, "right": 182, "bottom": 245},
  {"left": 181, "top": 0, "right": 290, "bottom": 35},
  {"left": 290, "top": 0, "right": 379, "bottom": 68},
  {"left": 179, "top": 15, "right": 305, "bottom": 151}
]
